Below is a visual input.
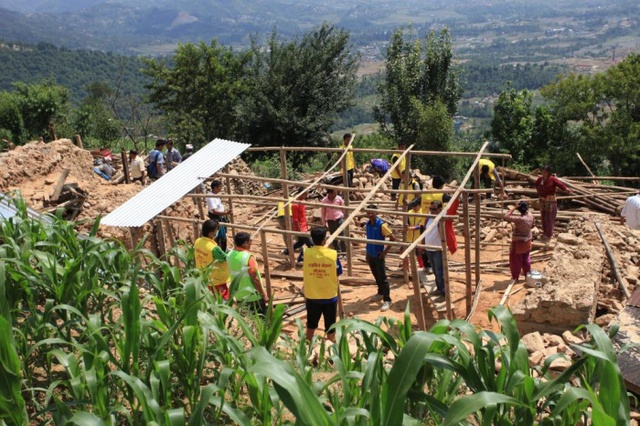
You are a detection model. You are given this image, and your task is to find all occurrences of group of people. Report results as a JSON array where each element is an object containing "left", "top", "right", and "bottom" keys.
[{"left": 127, "top": 138, "right": 195, "bottom": 184}]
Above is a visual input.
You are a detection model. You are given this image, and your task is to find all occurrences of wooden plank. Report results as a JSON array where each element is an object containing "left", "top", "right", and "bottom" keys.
[
  {"left": 499, "top": 280, "right": 516, "bottom": 305},
  {"left": 50, "top": 169, "right": 70, "bottom": 202},
  {"left": 440, "top": 221, "right": 453, "bottom": 320},
  {"left": 121, "top": 148, "right": 131, "bottom": 184},
  {"left": 410, "top": 251, "right": 426, "bottom": 330},
  {"left": 595, "top": 222, "right": 631, "bottom": 298}
]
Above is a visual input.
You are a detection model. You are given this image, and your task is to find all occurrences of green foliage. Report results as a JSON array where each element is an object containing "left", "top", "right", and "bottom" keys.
[
  {"left": 143, "top": 40, "right": 250, "bottom": 148},
  {"left": 410, "top": 99, "right": 457, "bottom": 178},
  {"left": 491, "top": 85, "right": 535, "bottom": 163},
  {"left": 375, "top": 27, "right": 462, "bottom": 151},
  {"left": 238, "top": 23, "right": 359, "bottom": 148}
]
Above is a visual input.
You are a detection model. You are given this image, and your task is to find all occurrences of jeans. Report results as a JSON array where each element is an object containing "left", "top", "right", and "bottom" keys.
[
  {"left": 327, "top": 218, "right": 347, "bottom": 252},
  {"left": 367, "top": 256, "right": 391, "bottom": 302},
  {"left": 425, "top": 250, "right": 445, "bottom": 293}
]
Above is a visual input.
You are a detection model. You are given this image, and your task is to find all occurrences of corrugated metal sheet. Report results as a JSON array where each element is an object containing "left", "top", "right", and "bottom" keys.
[
  {"left": 101, "top": 138, "right": 250, "bottom": 228},
  {"left": 0, "top": 192, "right": 53, "bottom": 223}
]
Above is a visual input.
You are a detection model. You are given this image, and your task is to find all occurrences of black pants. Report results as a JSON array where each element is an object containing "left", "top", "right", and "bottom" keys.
[
  {"left": 346, "top": 169, "right": 354, "bottom": 187},
  {"left": 306, "top": 300, "right": 337, "bottom": 334},
  {"left": 327, "top": 219, "right": 347, "bottom": 252},
  {"left": 367, "top": 256, "right": 391, "bottom": 302}
]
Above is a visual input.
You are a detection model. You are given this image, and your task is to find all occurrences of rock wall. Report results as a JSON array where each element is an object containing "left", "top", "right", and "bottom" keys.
[{"left": 512, "top": 223, "right": 604, "bottom": 333}]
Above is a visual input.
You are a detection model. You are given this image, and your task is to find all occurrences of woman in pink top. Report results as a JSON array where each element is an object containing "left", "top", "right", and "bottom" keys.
[
  {"left": 321, "top": 188, "right": 347, "bottom": 252},
  {"left": 534, "top": 165, "right": 570, "bottom": 241},
  {"left": 505, "top": 200, "right": 535, "bottom": 281}
]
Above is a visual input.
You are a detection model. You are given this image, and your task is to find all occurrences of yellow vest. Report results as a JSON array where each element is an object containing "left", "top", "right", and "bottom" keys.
[
  {"left": 421, "top": 192, "right": 444, "bottom": 212},
  {"left": 340, "top": 144, "right": 355, "bottom": 171},
  {"left": 478, "top": 159, "right": 496, "bottom": 181},
  {"left": 277, "top": 198, "right": 293, "bottom": 217},
  {"left": 398, "top": 179, "right": 418, "bottom": 206},
  {"left": 391, "top": 154, "right": 406, "bottom": 179},
  {"left": 303, "top": 246, "right": 338, "bottom": 299},
  {"left": 194, "top": 237, "right": 230, "bottom": 285},
  {"left": 406, "top": 208, "right": 424, "bottom": 242}
]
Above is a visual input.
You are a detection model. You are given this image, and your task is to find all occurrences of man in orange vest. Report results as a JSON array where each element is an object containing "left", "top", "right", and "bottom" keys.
[
  {"left": 194, "top": 220, "right": 230, "bottom": 300},
  {"left": 303, "top": 227, "right": 343, "bottom": 342}
]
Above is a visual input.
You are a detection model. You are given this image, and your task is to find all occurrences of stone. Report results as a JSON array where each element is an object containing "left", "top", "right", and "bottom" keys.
[
  {"left": 543, "top": 346, "right": 558, "bottom": 357},
  {"left": 529, "top": 350, "right": 544, "bottom": 367},
  {"left": 595, "top": 314, "right": 617, "bottom": 327},
  {"left": 562, "top": 330, "right": 583, "bottom": 346},
  {"left": 548, "top": 356, "right": 572, "bottom": 371},
  {"left": 521, "top": 332, "right": 545, "bottom": 354},
  {"left": 556, "top": 233, "right": 582, "bottom": 246}
]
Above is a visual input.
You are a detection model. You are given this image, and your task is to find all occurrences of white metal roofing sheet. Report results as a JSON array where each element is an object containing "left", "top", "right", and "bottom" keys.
[
  {"left": 101, "top": 138, "right": 250, "bottom": 228},
  {"left": 0, "top": 192, "right": 53, "bottom": 223}
]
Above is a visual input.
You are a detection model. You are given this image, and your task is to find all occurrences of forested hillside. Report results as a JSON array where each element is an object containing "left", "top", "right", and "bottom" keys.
[{"left": 0, "top": 42, "right": 149, "bottom": 103}]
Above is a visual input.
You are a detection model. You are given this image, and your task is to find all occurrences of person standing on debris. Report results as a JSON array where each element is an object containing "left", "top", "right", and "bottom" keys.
[
  {"left": 207, "top": 179, "right": 229, "bottom": 251},
  {"left": 535, "top": 165, "right": 571, "bottom": 242},
  {"left": 365, "top": 204, "right": 396, "bottom": 312},
  {"left": 620, "top": 191, "right": 640, "bottom": 230},
  {"left": 147, "top": 139, "right": 166, "bottom": 180},
  {"left": 505, "top": 200, "right": 535, "bottom": 281},
  {"left": 128, "top": 149, "right": 146, "bottom": 185},
  {"left": 478, "top": 158, "right": 506, "bottom": 198},
  {"left": 287, "top": 191, "right": 313, "bottom": 263},
  {"left": 390, "top": 142, "right": 407, "bottom": 201},
  {"left": 340, "top": 133, "right": 355, "bottom": 187},
  {"left": 321, "top": 188, "right": 347, "bottom": 254},
  {"left": 182, "top": 144, "right": 194, "bottom": 162},
  {"left": 303, "top": 226, "right": 343, "bottom": 342},
  {"left": 165, "top": 139, "right": 182, "bottom": 171},
  {"left": 227, "top": 232, "right": 268, "bottom": 315},
  {"left": 423, "top": 200, "right": 446, "bottom": 298},
  {"left": 194, "top": 219, "right": 230, "bottom": 300}
]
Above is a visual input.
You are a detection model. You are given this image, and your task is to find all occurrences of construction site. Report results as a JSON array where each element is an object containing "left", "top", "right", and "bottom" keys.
[{"left": 1, "top": 136, "right": 639, "bottom": 395}]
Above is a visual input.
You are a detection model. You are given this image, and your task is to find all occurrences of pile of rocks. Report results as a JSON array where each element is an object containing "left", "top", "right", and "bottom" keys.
[
  {"left": 521, "top": 330, "right": 586, "bottom": 371},
  {"left": 224, "top": 158, "right": 267, "bottom": 196}
]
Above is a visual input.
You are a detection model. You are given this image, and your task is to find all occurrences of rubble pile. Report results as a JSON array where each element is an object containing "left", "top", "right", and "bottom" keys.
[{"left": 225, "top": 158, "right": 267, "bottom": 196}]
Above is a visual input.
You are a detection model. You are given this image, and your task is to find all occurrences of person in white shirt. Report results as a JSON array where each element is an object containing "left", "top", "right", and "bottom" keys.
[
  {"left": 207, "top": 179, "right": 228, "bottom": 251},
  {"left": 621, "top": 192, "right": 640, "bottom": 230},
  {"left": 128, "top": 149, "right": 146, "bottom": 185},
  {"left": 423, "top": 200, "right": 445, "bottom": 298}
]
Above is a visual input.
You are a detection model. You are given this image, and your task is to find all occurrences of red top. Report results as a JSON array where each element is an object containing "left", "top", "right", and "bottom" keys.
[
  {"left": 535, "top": 175, "right": 568, "bottom": 197},
  {"left": 292, "top": 203, "right": 308, "bottom": 232}
]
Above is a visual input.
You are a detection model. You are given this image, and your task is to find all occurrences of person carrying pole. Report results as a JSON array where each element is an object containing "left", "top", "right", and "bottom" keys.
[{"left": 303, "top": 227, "right": 343, "bottom": 343}]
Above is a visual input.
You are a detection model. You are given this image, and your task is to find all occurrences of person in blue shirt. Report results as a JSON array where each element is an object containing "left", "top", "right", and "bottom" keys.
[{"left": 364, "top": 205, "right": 397, "bottom": 312}]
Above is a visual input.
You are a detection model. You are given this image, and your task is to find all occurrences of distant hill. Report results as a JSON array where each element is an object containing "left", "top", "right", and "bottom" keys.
[{"left": 0, "top": 41, "right": 149, "bottom": 103}]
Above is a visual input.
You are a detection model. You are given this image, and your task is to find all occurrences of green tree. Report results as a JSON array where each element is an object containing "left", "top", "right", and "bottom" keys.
[
  {"left": 374, "top": 27, "right": 462, "bottom": 149},
  {"left": 73, "top": 82, "right": 121, "bottom": 146},
  {"left": 14, "top": 81, "right": 70, "bottom": 143},
  {"left": 412, "top": 99, "right": 456, "bottom": 178},
  {"left": 0, "top": 92, "right": 25, "bottom": 143},
  {"left": 237, "top": 23, "right": 359, "bottom": 149},
  {"left": 490, "top": 86, "right": 535, "bottom": 163},
  {"left": 143, "top": 41, "right": 249, "bottom": 148}
]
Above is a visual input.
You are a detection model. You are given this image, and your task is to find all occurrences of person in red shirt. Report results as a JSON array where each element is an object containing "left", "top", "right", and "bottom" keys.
[
  {"left": 535, "top": 165, "right": 571, "bottom": 242},
  {"left": 285, "top": 191, "right": 313, "bottom": 262}
]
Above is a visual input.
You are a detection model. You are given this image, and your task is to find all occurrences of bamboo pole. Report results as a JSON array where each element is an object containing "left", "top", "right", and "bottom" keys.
[
  {"left": 475, "top": 167, "right": 481, "bottom": 287},
  {"left": 594, "top": 222, "right": 631, "bottom": 298},
  {"left": 246, "top": 146, "right": 511, "bottom": 159},
  {"left": 280, "top": 149, "right": 296, "bottom": 267},
  {"left": 576, "top": 153, "right": 599, "bottom": 185},
  {"left": 156, "top": 219, "right": 166, "bottom": 257},
  {"left": 565, "top": 176, "right": 640, "bottom": 181},
  {"left": 163, "top": 218, "right": 179, "bottom": 266},
  {"left": 224, "top": 166, "right": 235, "bottom": 241},
  {"left": 260, "top": 230, "right": 272, "bottom": 298},
  {"left": 402, "top": 152, "right": 412, "bottom": 285},
  {"left": 462, "top": 195, "right": 473, "bottom": 316},
  {"left": 440, "top": 221, "right": 453, "bottom": 320},
  {"left": 342, "top": 136, "right": 354, "bottom": 276},
  {"left": 399, "top": 141, "right": 489, "bottom": 260},
  {"left": 193, "top": 220, "right": 199, "bottom": 242},
  {"left": 326, "top": 144, "right": 415, "bottom": 248},
  {"left": 410, "top": 253, "right": 426, "bottom": 330}
]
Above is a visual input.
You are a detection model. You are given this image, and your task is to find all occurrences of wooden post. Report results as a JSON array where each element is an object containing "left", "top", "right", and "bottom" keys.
[
  {"left": 474, "top": 167, "right": 481, "bottom": 287},
  {"left": 50, "top": 169, "right": 70, "bottom": 202},
  {"left": 197, "top": 184, "right": 206, "bottom": 219},
  {"left": 401, "top": 152, "right": 412, "bottom": 285},
  {"left": 163, "top": 218, "right": 179, "bottom": 266},
  {"left": 341, "top": 156, "right": 354, "bottom": 277},
  {"left": 193, "top": 220, "right": 200, "bottom": 242},
  {"left": 224, "top": 166, "right": 235, "bottom": 241},
  {"left": 280, "top": 149, "right": 296, "bottom": 268},
  {"left": 129, "top": 227, "right": 139, "bottom": 249},
  {"left": 121, "top": 148, "right": 131, "bottom": 184},
  {"left": 410, "top": 252, "right": 426, "bottom": 330},
  {"left": 440, "top": 221, "right": 453, "bottom": 320},
  {"left": 156, "top": 219, "right": 167, "bottom": 257},
  {"left": 260, "top": 230, "right": 272, "bottom": 298},
  {"left": 462, "top": 194, "right": 473, "bottom": 316},
  {"left": 74, "top": 134, "right": 84, "bottom": 149}
]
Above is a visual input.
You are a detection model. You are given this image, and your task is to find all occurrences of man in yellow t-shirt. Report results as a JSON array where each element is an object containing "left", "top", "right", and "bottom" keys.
[
  {"left": 340, "top": 133, "right": 355, "bottom": 187},
  {"left": 390, "top": 141, "right": 407, "bottom": 201},
  {"left": 194, "top": 220, "right": 230, "bottom": 300},
  {"left": 303, "top": 227, "right": 343, "bottom": 342},
  {"left": 478, "top": 158, "right": 506, "bottom": 197}
]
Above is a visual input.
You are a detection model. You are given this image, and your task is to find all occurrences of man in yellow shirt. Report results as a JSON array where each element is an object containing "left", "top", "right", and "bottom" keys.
[
  {"left": 194, "top": 220, "right": 230, "bottom": 300},
  {"left": 340, "top": 133, "right": 355, "bottom": 187},
  {"left": 390, "top": 141, "right": 407, "bottom": 200},
  {"left": 303, "top": 227, "right": 343, "bottom": 342},
  {"left": 478, "top": 158, "right": 506, "bottom": 197}
]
